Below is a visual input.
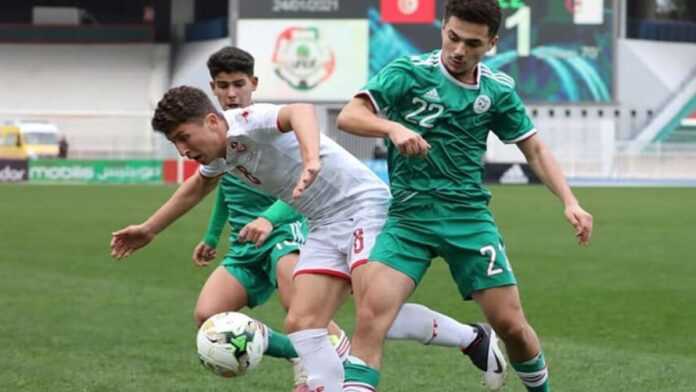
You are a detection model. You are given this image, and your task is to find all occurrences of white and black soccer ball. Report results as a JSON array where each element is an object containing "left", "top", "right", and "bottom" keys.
[{"left": 196, "top": 312, "right": 268, "bottom": 377}]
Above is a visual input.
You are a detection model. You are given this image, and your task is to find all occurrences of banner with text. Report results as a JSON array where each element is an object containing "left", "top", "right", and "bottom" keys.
[
  {"left": 29, "top": 160, "right": 163, "bottom": 184},
  {"left": 0, "top": 159, "right": 28, "bottom": 183}
]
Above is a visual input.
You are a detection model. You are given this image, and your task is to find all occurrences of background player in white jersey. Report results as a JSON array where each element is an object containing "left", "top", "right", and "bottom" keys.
[
  {"left": 336, "top": 1, "right": 593, "bottom": 391},
  {"left": 111, "top": 84, "right": 506, "bottom": 392}
]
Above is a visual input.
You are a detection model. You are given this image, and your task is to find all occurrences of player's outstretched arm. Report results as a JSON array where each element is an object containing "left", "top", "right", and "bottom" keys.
[
  {"left": 337, "top": 96, "right": 430, "bottom": 157},
  {"left": 111, "top": 171, "right": 221, "bottom": 260},
  {"left": 277, "top": 103, "right": 321, "bottom": 199},
  {"left": 193, "top": 183, "right": 228, "bottom": 266},
  {"left": 517, "top": 134, "right": 593, "bottom": 246}
]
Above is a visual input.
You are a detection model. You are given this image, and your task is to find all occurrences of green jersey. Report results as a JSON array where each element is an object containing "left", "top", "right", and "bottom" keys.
[
  {"left": 203, "top": 174, "right": 304, "bottom": 249},
  {"left": 361, "top": 50, "right": 535, "bottom": 208}
]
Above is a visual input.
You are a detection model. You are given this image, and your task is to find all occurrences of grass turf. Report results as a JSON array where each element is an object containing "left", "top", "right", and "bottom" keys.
[{"left": 1, "top": 184, "right": 694, "bottom": 391}]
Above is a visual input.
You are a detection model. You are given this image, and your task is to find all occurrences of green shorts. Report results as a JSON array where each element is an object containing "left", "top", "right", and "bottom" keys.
[
  {"left": 221, "top": 220, "right": 306, "bottom": 307},
  {"left": 369, "top": 203, "right": 516, "bottom": 299}
]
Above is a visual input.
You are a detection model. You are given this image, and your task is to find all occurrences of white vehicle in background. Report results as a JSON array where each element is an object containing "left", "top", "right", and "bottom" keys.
[{"left": 0, "top": 121, "right": 62, "bottom": 159}]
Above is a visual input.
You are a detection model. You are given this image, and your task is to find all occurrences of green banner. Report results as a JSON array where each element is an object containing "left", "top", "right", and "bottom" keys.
[{"left": 29, "top": 160, "right": 163, "bottom": 184}]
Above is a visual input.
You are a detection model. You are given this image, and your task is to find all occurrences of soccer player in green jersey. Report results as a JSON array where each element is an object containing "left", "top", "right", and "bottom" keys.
[{"left": 337, "top": 1, "right": 593, "bottom": 391}]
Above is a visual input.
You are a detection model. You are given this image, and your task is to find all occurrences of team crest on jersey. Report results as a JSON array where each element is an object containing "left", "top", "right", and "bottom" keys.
[
  {"left": 473, "top": 95, "right": 492, "bottom": 114},
  {"left": 272, "top": 26, "right": 336, "bottom": 91}
]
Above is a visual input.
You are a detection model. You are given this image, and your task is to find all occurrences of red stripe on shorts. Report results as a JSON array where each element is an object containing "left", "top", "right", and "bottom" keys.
[
  {"left": 294, "top": 269, "right": 351, "bottom": 282},
  {"left": 350, "top": 259, "right": 368, "bottom": 272}
]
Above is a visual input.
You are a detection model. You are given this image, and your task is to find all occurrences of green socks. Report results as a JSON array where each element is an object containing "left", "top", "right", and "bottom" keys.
[
  {"left": 264, "top": 328, "right": 298, "bottom": 359},
  {"left": 344, "top": 356, "right": 380, "bottom": 391},
  {"left": 512, "top": 352, "right": 550, "bottom": 392}
]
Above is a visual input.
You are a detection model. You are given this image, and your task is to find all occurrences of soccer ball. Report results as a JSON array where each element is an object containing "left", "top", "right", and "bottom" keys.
[{"left": 196, "top": 312, "right": 268, "bottom": 377}]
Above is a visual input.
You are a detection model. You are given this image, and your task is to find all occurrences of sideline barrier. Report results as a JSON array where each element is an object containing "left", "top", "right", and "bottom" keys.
[
  {"left": 0, "top": 159, "right": 28, "bottom": 183},
  {"left": 162, "top": 160, "right": 199, "bottom": 184},
  {"left": 28, "top": 159, "right": 162, "bottom": 184},
  {"left": 484, "top": 163, "right": 540, "bottom": 184},
  {"left": 4, "top": 159, "right": 538, "bottom": 186}
]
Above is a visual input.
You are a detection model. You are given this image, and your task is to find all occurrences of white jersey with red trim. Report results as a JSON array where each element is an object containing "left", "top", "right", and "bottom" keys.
[{"left": 200, "top": 103, "right": 390, "bottom": 226}]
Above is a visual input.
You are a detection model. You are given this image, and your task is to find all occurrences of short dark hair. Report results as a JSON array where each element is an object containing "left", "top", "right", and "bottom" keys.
[
  {"left": 207, "top": 46, "right": 255, "bottom": 79},
  {"left": 151, "top": 86, "right": 219, "bottom": 135},
  {"left": 444, "top": 0, "right": 501, "bottom": 37}
]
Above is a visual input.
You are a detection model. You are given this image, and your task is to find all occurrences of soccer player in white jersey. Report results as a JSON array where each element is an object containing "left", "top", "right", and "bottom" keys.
[{"left": 111, "top": 85, "right": 506, "bottom": 392}]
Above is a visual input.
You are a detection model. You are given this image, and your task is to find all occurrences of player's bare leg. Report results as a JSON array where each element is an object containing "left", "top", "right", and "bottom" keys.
[
  {"left": 345, "top": 262, "right": 414, "bottom": 391},
  {"left": 275, "top": 253, "right": 297, "bottom": 311},
  {"left": 276, "top": 254, "right": 351, "bottom": 391},
  {"left": 474, "top": 286, "right": 549, "bottom": 391},
  {"left": 194, "top": 266, "right": 248, "bottom": 327},
  {"left": 276, "top": 253, "right": 345, "bottom": 336},
  {"left": 346, "top": 262, "right": 506, "bottom": 391},
  {"left": 285, "top": 273, "right": 351, "bottom": 392}
]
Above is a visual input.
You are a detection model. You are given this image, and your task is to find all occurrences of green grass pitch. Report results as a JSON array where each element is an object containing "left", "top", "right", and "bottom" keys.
[{"left": 1, "top": 184, "right": 695, "bottom": 391}]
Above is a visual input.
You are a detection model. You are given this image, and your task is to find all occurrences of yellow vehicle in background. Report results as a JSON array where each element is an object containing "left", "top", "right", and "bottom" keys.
[{"left": 0, "top": 122, "right": 61, "bottom": 159}]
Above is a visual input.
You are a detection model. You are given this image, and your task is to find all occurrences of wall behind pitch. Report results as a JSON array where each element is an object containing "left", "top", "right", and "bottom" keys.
[
  {"left": 170, "top": 37, "right": 230, "bottom": 99},
  {"left": 0, "top": 44, "right": 168, "bottom": 112},
  {"left": 0, "top": 44, "right": 169, "bottom": 155}
]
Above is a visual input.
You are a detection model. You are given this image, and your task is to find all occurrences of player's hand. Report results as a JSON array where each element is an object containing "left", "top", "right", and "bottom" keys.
[
  {"left": 238, "top": 217, "right": 273, "bottom": 248},
  {"left": 564, "top": 204, "right": 593, "bottom": 246},
  {"left": 292, "top": 159, "right": 320, "bottom": 200},
  {"left": 192, "top": 242, "right": 217, "bottom": 266},
  {"left": 110, "top": 224, "right": 155, "bottom": 260},
  {"left": 387, "top": 123, "right": 430, "bottom": 158}
]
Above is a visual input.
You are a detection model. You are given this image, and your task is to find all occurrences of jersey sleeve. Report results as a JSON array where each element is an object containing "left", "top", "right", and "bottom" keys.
[
  {"left": 259, "top": 199, "right": 303, "bottom": 226},
  {"left": 199, "top": 158, "right": 227, "bottom": 178},
  {"left": 202, "top": 183, "right": 228, "bottom": 248},
  {"left": 359, "top": 57, "right": 414, "bottom": 113},
  {"left": 490, "top": 88, "right": 536, "bottom": 144}
]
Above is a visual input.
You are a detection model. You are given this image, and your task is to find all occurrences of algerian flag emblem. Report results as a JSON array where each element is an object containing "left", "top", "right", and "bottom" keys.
[{"left": 473, "top": 95, "right": 492, "bottom": 114}]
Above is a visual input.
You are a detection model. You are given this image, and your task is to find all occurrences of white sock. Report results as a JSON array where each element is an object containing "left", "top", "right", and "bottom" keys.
[
  {"left": 386, "top": 303, "right": 477, "bottom": 348},
  {"left": 288, "top": 328, "right": 344, "bottom": 392}
]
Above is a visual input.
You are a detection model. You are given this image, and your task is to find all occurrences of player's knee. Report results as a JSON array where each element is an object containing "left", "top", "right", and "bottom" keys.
[
  {"left": 492, "top": 317, "right": 529, "bottom": 344},
  {"left": 354, "top": 302, "right": 392, "bottom": 334},
  {"left": 194, "top": 307, "right": 212, "bottom": 328},
  {"left": 284, "top": 310, "right": 321, "bottom": 333}
]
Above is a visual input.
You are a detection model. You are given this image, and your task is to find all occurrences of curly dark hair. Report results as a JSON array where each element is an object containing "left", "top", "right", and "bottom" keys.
[
  {"left": 444, "top": 0, "right": 502, "bottom": 37},
  {"left": 151, "top": 86, "right": 219, "bottom": 135},
  {"left": 207, "top": 46, "right": 255, "bottom": 79}
]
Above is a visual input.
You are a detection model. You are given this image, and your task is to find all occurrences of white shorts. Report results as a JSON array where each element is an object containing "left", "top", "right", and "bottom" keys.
[{"left": 293, "top": 213, "right": 386, "bottom": 281}]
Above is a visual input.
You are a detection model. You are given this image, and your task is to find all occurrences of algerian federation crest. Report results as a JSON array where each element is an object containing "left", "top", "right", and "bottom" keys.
[
  {"left": 473, "top": 95, "right": 492, "bottom": 114},
  {"left": 272, "top": 26, "right": 336, "bottom": 91}
]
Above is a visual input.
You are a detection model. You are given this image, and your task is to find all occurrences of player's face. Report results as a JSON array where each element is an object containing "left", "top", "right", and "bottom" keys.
[
  {"left": 210, "top": 72, "right": 258, "bottom": 110},
  {"left": 168, "top": 114, "right": 227, "bottom": 164},
  {"left": 441, "top": 16, "right": 498, "bottom": 79}
]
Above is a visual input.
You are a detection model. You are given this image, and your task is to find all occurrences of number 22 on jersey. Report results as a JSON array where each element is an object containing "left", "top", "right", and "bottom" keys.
[{"left": 404, "top": 97, "right": 444, "bottom": 129}]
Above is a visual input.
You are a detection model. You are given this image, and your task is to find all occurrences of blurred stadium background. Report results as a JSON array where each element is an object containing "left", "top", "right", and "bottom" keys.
[{"left": 1, "top": 1, "right": 695, "bottom": 391}]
